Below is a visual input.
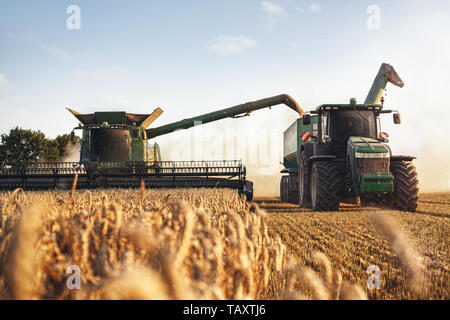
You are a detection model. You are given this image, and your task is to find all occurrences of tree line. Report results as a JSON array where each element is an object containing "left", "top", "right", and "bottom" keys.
[{"left": 0, "top": 127, "right": 80, "bottom": 167}]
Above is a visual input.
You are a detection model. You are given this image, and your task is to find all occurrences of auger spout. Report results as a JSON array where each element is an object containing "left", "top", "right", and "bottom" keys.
[
  {"left": 364, "top": 63, "right": 404, "bottom": 105},
  {"left": 146, "top": 94, "right": 303, "bottom": 139}
]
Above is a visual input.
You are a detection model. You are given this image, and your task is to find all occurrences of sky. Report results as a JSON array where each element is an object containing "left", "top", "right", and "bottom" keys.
[{"left": 1, "top": 0, "right": 449, "bottom": 195}]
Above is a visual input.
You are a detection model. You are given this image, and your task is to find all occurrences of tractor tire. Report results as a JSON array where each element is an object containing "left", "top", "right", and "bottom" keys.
[
  {"left": 310, "top": 161, "right": 342, "bottom": 211},
  {"left": 287, "top": 175, "right": 299, "bottom": 204},
  {"left": 298, "top": 150, "right": 311, "bottom": 208},
  {"left": 280, "top": 176, "right": 287, "bottom": 203},
  {"left": 391, "top": 161, "right": 419, "bottom": 212},
  {"left": 280, "top": 177, "right": 284, "bottom": 202}
]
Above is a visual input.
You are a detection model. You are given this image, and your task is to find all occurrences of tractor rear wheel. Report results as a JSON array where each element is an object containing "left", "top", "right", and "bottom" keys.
[
  {"left": 298, "top": 151, "right": 311, "bottom": 208},
  {"left": 391, "top": 161, "right": 419, "bottom": 212},
  {"left": 287, "top": 175, "right": 299, "bottom": 204},
  {"left": 280, "top": 176, "right": 287, "bottom": 203},
  {"left": 310, "top": 161, "right": 342, "bottom": 211}
]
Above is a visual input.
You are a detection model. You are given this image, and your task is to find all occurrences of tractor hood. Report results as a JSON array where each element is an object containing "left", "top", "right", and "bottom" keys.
[{"left": 347, "top": 137, "right": 390, "bottom": 153}]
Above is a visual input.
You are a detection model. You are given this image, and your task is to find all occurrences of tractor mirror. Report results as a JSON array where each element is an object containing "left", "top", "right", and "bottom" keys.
[
  {"left": 393, "top": 113, "right": 401, "bottom": 124},
  {"left": 302, "top": 114, "right": 311, "bottom": 125}
]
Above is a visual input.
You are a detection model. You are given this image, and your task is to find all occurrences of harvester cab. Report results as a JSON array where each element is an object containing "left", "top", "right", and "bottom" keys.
[{"left": 281, "top": 63, "right": 419, "bottom": 212}]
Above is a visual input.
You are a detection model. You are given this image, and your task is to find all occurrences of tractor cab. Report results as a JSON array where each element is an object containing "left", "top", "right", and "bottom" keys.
[{"left": 311, "top": 99, "right": 400, "bottom": 141}]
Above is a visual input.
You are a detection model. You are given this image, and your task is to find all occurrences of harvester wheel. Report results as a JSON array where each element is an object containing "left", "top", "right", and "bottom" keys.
[
  {"left": 310, "top": 161, "right": 342, "bottom": 211},
  {"left": 391, "top": 161, "right": 419, "bottom": 212},
  {"left": 298, "top": 151, "right": 311, "bottom": 208}
]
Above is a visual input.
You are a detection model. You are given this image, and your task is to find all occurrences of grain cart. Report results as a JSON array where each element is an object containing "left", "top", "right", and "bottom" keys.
[
  {"left": 0, "top": 94, "right": 303, "bottom": 201},
  {"left": 280, "top": 63, "right": 419, "bottom": 211}
]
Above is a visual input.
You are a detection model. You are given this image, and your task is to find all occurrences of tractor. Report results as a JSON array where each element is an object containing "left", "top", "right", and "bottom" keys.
[{"left": 280, "top": 63, "right": 419, "bottom": 211}]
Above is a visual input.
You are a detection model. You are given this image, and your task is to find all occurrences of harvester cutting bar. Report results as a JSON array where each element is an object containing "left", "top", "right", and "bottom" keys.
[
  {"left": 0, "top": 160, "right": 252, "bottom": 200},
  {"left": 0, "top": 162, "right": 87, "bottom": 175},
  {"left": 83, "top": 160, "right": 245, "bottom": 178},
  {"left": 0, "top": 160, "right": 243, "bottom": 176}
]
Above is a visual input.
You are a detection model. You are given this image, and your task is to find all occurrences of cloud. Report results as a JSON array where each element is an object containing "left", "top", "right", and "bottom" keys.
[
  {"left": 296, "top": 3, "right": 321, "bottom": 14},
  {"left": 0, "top": 73, "right": 14, "bottom": 91},
  {"left": 42, "top": 46, "right": 70, "bottom": 61},
  {"left": 261, "top": 1, "right": 287, "bottom": 31},
  {"left": 205, "top": 35, "right": 259, "bottom": 55},
  {"left": 309, "top": 3, "right": 321, "bottom": 13},
  {"left": 73, "top": 68, "right": 128, "bottom": 80}
]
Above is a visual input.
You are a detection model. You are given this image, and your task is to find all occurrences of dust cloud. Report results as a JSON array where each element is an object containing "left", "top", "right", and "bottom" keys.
[
  {"left": 152, "top": 105, "right": 296, "bottom": 197},
  {"left": 63, "top": 142, "right": 81, "bottom": 162}
]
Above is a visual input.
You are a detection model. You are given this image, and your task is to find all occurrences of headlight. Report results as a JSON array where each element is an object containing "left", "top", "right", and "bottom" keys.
[{"left": 355, "top": 152, "right": 389, "bottom": 158}]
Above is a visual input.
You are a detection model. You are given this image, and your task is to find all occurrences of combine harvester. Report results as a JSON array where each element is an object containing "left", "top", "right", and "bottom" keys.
[
  {"left": 280, "top": 63, "right": 419, "bottom": 211},
  {"left": 0, "top": 95, "right": 303, "bottom": 200}
]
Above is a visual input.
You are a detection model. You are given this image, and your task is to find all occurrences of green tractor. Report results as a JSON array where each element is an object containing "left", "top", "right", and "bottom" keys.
[{"left": 281, "top": 63, "right": 419, "bottom": 211}]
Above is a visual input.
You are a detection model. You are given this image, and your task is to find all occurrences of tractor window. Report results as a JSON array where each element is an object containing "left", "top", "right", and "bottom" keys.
[
  {"left": 312, "top": 123, "right": 318, "bottom": 137},
  {"left": 330, "top": 110, "right": 377, "bottom": 143},
  {"left": 322, "top": 115, "right": 329, "bottom": 138},
  {"left": 376, "top": 117, "right": 381, "bottom": 135}
]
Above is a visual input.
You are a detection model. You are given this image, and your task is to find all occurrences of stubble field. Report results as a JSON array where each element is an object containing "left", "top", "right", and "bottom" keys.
[
  {"left": 0, "top": 188, "right": 448, "bottom": 300},
  {"left": 257, "top": 193, "right": 449, "bottom": 299}
]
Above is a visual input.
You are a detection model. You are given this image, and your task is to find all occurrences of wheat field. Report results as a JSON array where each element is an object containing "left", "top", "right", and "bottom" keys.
[{"left": 0, "top": 188, "right": 448, "bottom": 300}]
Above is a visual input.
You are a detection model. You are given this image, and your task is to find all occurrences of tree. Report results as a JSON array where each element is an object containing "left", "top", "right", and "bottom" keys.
[
  {"left": 0, "top": 127, "right": 47, "bottom": 167},
  {"left": 45, "top": 138, "right": 61, "bottom": 161},
  {"left": 0, "top": 128, "right": 81, "bottom": 167}
]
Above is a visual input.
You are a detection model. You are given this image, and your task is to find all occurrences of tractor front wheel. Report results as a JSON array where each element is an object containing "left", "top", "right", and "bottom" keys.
[
  {"left": 310, "top": 161, "right": 342, "bottom": 211},
  {"left": 391, "top": 161, "right": 419, "bottom": 212}
]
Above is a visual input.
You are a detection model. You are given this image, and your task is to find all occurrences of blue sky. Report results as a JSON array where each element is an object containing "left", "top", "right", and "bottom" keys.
[{"left": 1, "top": 0, "right": 449, "bottom": 193}]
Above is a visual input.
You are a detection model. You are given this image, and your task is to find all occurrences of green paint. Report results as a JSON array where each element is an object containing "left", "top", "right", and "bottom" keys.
[
  {"left": 359, "top": 173, "right": 394, "bottom": 193},
  {"left": 146, "top": 94, "right": 302, "bottom": 139}
]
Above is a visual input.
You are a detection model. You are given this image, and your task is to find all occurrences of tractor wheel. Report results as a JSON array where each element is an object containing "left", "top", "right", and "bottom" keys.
[
  {"left": 391, "top": 161, "right": 419, "bottom": 212},
  {"left": 310, "top": 161, "right": 342, "bottom": 211},
  {"left": 287, "top": 175, "right": 299, "bottom": 204},
  {"left": 298, "top": 151, "right": 311, "bottom": 208},
  {"left": 280, "top": 177, "right": 284, "bottom": 202},
  {"left": 280, "top": 176, "right": 287, "bottom": 203}
]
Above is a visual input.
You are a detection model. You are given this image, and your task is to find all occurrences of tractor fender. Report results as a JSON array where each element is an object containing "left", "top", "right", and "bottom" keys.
[{"left": 391, "top": 155, "right": 416, "bottom": 162}]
